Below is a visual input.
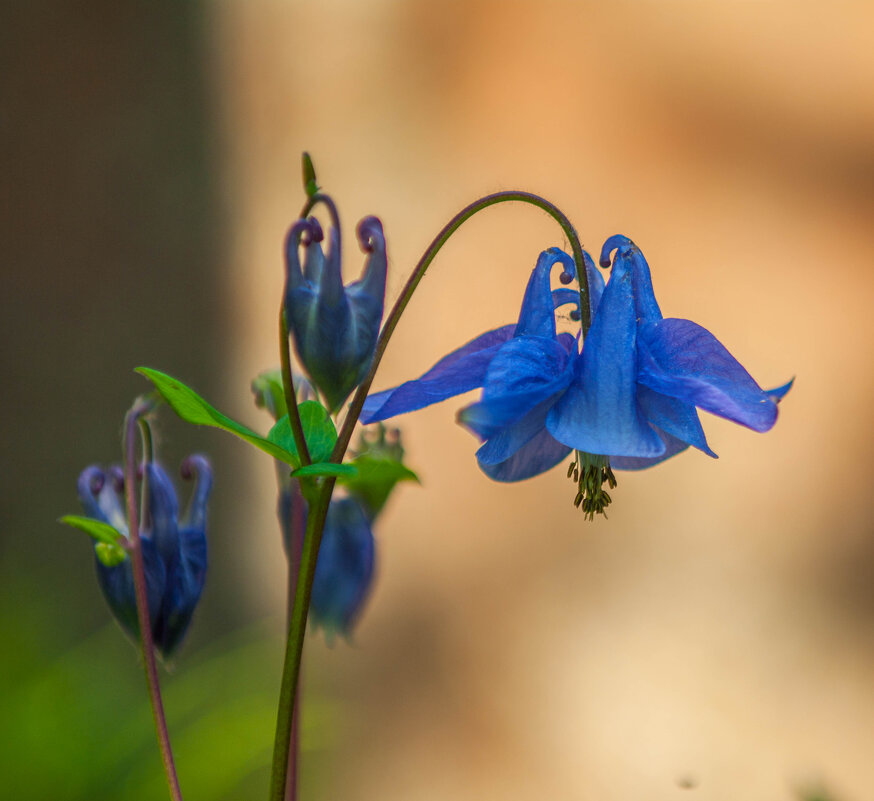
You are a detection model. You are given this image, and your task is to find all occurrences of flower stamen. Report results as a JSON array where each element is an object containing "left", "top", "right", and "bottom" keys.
[{"left": 567, "top": 451, "right": 616, "bottom": 520}]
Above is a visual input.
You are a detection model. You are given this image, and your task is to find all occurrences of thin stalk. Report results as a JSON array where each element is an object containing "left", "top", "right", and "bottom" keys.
[
  {"left": 284, "top": 479, "right": 306, "bottom": 801},
  {"left": 269, "top": 480, "right": 334, "bottom": 801},
  {"left": 268, "top": 190, "right": 587, "bottom": 801},
  {"left": 124, "top": 403, "right": 183, "bottom": 801},
  {"left": 279, "top": 312, "right": 312, "bottom": 466}
]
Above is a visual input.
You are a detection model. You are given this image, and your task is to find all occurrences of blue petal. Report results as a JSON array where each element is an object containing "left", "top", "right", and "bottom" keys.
[
  {"left": 637, "top": 385, "right": 717, "bottom": 458},
  {"left": 76, "top": 466, "right": 129, "bottom": 535},
  {"left": 610, "top": 429, "right": 691, "bottom": 471},
  {"left": 144, "top": 464, "right": 180, "bottom": 564},
  {"left": 600, "top": 236, "right": 661, "bottom": 323},
  {"left": 95, "top": 538, "right": 166, "bottom": 642},
  {"left": 767, "top": 378, "right": 794, "bottom": 402},
  {"left": 458, "top": 336, "right": 574, "bottom": 439},
  {"left": 311, "top": 498, "right": 375, "bottom": 639},
  {"left": 637, "top": 318, "right": 780, "bottom": 432},
  {"left": 155, "top": 524, "right": 208, "bottom": 657},
  {"left": 515, "top": 248, "right": 574, "bottom": 338},
  {"left": 361, "top": 325, "right": 515, "bottom": 422},
  {"left": 546, "top": 250, "right": 665, "bottom": 457},
  {"left": 477, "top": 424, "right": 572, "bottom": 482}
]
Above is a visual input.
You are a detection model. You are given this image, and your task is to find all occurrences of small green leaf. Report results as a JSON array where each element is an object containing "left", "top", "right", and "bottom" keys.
[
  {"left": 136, "top": 367, "right": 298, "bottom": 465},
  {"left": 302, "top": 152, "right": 320, "bottom": 197},
  {"left": 251, "top": 369, "right": 288, "bottom": 420},
  {"left": 59, "top": 515, "right": 126, "bottom": 546},
  {"left": 291, "top": 462, "right": 358, "bottom": 479},
  {"left": 95, "top": 542, "right": 128, "bottom": 567},
  {"left": 340, "top": 455, "right": 419, "bottom": 520},
  {"left": 267, "top": 401, "right": 338, "bottom": 464}
]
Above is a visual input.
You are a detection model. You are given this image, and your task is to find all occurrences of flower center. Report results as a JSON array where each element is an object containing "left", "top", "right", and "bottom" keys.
[{"left": 566, "top": 451, "right": 617, "bottom": 520}]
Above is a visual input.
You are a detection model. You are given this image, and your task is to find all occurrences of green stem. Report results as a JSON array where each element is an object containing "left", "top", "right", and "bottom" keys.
[
  {"left": 269, "top": 480, "right": 334, "bottom": 801},
  {"left": 279, "top": 312, "right": 311, "bottom": 466},
  {"left": 124, "top": 402, "right": 183, "bottom": 801},
  {"left": 268, "top": 190, "right": 587, "bottom": 801}
]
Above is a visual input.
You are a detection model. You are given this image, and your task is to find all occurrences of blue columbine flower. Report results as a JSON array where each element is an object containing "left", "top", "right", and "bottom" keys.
[
  {"left": 547, "top": 235, "right": 792, "bottom": 462},
  {"left": 362, "top": 247, "right": 604, "bottom": 482},
  {"left": 284, "top": 214, "right": 388, "bottom": 412},
  {"left": 362, "top": 237, "right": 790, "bottom": 517},
  {"left": 76, "top": 457, "right": 211, "bottom": 657}
]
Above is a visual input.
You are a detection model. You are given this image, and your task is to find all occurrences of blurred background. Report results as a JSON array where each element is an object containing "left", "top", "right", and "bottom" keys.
[{"left": 2, "top": 1, "right": 873, "bottom": 799}]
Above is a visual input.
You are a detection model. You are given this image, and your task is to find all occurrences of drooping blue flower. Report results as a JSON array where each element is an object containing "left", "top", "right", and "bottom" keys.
[
  {"left": 362, "top": 237, "right": 790, "bottom": 516},
  {"left": 546, "top": 235, "right": 792, "bottom": 472},
  {"left": 284, "top": 214, "right": 388, "bottom": 412},
  {"left": 362, "top": 247, "right": 604, "bottom": 482},
  {"left": 76, "top": 457, "right": 211, "bottom": 658}
]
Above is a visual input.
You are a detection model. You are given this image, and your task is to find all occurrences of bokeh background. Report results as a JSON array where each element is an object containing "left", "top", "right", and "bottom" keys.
[{"left": 2, "top": 1, "right": 873, "bottom": 799}]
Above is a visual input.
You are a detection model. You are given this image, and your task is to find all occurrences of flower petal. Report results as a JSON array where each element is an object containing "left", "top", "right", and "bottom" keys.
[
  {"left": 547, "top": 250, "right": 665, "bottom": 457},
  {"left": 767, "top": 378, "right": 794, "bottom": 402},
  {"left": 637, "top": 318, "right": 780, "bottom": 432},
  {"left": 458, "top": 336, "right": 574, "bottom": 439},
  {"left": 637, "top": 385, "right": 717, "bottom": 458},
  {"left": 144, "top": 463, "right": 180, "bottom": 563},
  {"left": 600, "top": 235, "right": 661, "bottom": 323},
  {"left": 515, "top": 248, "right": 574, "bottom": 338},
  {"left": 361, "top": 325, "right": 515, "bottom": 422},
  {"left": 610, "top": 428, "right": 691, "bottom": 470},
  {"left": 477, "top": 424, "right": 572, "bottom": 482}
]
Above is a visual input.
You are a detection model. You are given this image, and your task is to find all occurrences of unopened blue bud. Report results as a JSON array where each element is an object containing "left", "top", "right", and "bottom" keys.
[
  {"left": 284, "top": 214, "right": 388, "bottom": 412},
  {"left": 311, "top": 498, "right": 375, "bottom": 641},
  {"left": 76, "top": 458, "right": 211, "bottom": 658}
]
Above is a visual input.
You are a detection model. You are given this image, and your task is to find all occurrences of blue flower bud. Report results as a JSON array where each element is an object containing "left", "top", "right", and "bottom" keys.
[
  {"left": 76, "top": 457, "right": 211, "bottom": 658},
  {"left": 284, "top": 214, "right": 388, "bottom": 412},
  {"left": 310, "top": 498, "right": 375, "bottom": 642}
]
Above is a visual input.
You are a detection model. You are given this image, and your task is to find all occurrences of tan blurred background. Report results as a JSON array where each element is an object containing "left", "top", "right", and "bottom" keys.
[{"left": 3, "top": 1, "right": 873, "bottom": 800}]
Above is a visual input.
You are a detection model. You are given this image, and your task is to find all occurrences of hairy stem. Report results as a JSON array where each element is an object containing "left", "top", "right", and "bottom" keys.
[{"left": 124, "top": 402, "right": 183, "bottom": 801}]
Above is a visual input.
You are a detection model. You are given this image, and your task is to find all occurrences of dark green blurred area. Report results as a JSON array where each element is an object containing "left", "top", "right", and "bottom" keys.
[{"left": 0, "top": 2, "right": 317, "bottom": 796}]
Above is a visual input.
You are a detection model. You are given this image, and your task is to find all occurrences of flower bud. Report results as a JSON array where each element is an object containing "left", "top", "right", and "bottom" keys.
[
  {"left": 284, "top": 214, "right": 387, "bottom": 412},
  {"left": 76, "top": 458, "right": 211, "bottom": 658}
]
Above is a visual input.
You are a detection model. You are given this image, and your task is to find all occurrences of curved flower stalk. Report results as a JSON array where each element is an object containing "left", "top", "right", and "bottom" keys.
[{"left": 75, "top": 457, "right": 211, "bottom": 658}]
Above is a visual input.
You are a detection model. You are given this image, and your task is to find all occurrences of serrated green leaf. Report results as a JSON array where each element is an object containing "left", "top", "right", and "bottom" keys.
[
  {"left": 291, "top": 462, "right": 358, "bottom": 479},
  {"left": 267, "top": 401, "right": 337, "bottom": 464},
  {"left": 136, "top": 367, "right": 299, "bottom": 465},
  {"left": 340, "top": 455, "right": 419, "bottom": 520},
  {"left": 59, "top": 515, "right": 127, "bottom": 546}
]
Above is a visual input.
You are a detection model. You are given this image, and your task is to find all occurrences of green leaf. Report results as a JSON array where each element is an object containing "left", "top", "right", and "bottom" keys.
[
  {"left": 95, "top": 542, "right": 128, "bottom": 567},
  {"left": 136, "top": 367, "right": 298, "bottom": 465},
  {"left": 290, "top": 462, "right": 358, "bottom": 479},
  {"left": 340, "top": 455, "right": 419, "bottom": 520},
  {"left": 267, "top": 401, "right": 337, "bottom": 464},
  {"left": 302, "top": 152, "right": 320, "bottom": 197},
  {"left": 59, "top": 515, "right": 126, "bottom": 546},
  {"left": 251, "top": 369, "right": 288, "bottom": 420}
]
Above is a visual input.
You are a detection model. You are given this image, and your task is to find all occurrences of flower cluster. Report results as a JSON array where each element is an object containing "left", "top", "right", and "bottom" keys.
[
  {"left": 363, "top": 236, "right": 790, "bottom": 517},
  {"left": 76, "top": 457, "right": 211, "bottom": 657}
]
